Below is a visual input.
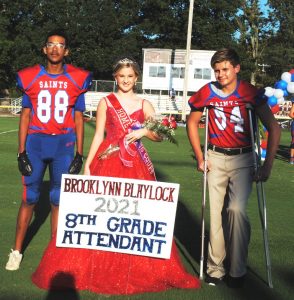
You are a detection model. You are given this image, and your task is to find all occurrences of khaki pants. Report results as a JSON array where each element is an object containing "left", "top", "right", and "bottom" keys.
[{"left": 206, "top": 150, "right": 254, "bottom": 278}]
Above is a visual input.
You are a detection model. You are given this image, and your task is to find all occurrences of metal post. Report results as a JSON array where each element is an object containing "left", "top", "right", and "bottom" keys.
[{"left": 181, "top": 0, "right": 194, "bottom": 122}]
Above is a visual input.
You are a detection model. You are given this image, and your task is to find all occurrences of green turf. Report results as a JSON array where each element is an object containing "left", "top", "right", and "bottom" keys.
[{"left": 0, "top": 116, "right": 293, "bottom": 300}]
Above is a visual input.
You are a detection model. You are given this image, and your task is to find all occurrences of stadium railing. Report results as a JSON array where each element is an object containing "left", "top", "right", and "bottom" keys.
[
  {"left": 0, "top": 97, "right": 22, "bottom": 114},
  {"left": 1, "top": 79, "right": 292, "bottom": 126}
]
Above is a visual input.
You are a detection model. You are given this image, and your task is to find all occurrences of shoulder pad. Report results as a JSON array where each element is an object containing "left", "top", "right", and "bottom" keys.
[
  {"left": 65, "top": 64, "right": 92, "bottom": 89},
  {"left": 17, "top": 65, "right": 42, "bottom": 90},
  {"left": 189, "top": 83, "right": 211, "bottom": 109},
  {"left": 239, "top": 80, "right": 259, "bottom": 96}
]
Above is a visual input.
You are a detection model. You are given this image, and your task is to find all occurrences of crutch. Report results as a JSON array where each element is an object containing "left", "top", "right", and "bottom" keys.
[
  {"left": 199, "top": 107, "right": 209, "bottom": 280},
  {"left": 246, "top": 104, "right": 273, "bottom": 288}
]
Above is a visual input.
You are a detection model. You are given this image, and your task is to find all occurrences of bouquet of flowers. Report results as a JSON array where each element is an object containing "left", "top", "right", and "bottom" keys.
[
  {"left": 143, "top": 115, "right": 178, "bottom": 145},
  {"left": 98, "top": 116, "right": 178, "bottom": 160}
]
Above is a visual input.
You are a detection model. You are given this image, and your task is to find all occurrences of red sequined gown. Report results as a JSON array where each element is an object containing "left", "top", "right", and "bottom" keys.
[{"left": 32, "top": 95, "right": 201, "bottom": 295}]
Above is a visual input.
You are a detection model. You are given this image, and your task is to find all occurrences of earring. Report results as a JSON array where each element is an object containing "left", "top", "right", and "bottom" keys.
[{"left": 115, "top": 80, "right": 117, "bottom": 85}]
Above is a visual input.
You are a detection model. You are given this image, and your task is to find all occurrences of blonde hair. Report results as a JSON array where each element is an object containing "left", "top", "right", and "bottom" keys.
[{"left": 112, "top": 57, "right": 140, "bottom": 77}]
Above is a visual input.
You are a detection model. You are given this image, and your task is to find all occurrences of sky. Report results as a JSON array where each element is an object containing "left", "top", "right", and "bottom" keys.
[{"left": 259, "top": 0, "right": 270, "bottom": 16}]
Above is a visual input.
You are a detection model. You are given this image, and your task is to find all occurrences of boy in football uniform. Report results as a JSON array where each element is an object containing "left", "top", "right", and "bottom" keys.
[
  {"left": 5, "top": 29, "right": 92, "bottom": 271},
  {"left": 187, "top": 48, "right": 280, "bottom": 287}
]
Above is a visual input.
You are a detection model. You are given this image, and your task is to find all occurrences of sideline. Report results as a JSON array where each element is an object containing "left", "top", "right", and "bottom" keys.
[{"left": 0, "top": 129, "right": 18, "bottom": 135}]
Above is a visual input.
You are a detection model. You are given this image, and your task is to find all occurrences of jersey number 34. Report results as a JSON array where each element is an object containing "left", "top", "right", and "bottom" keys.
[{"left": 214, "top": 107, "right": 244, "bottom": 133}]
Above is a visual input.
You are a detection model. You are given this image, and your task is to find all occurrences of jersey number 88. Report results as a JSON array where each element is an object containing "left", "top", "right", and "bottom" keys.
[{"left": 37, "top": 90, "right": 69, "bottom": 124}]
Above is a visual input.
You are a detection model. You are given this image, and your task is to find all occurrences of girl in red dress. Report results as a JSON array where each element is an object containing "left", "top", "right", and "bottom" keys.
[{"left": 32, "top": 57, "right": 201, "bottom": 295}]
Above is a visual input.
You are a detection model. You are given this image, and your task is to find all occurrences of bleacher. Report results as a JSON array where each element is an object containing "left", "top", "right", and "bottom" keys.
[
  {"left": 84, "top": 91, "right": 189, "bottom": 119},
  {"left": 4, "top": 92, "right": 189, "bottom": 118},
  {"left": 3, "top": 84, "right": 292, "bottom": 127},
  {"left": 84, "top": 92, "right": 292, "bottom": 126},
  {"left": 84, "top": 92, "right": 109, "bottom": 118}
]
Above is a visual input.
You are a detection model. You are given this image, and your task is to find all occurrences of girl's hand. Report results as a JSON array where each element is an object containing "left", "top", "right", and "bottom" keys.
[{"left": 125, "top": 128, "right": 148, "bottom": 144}]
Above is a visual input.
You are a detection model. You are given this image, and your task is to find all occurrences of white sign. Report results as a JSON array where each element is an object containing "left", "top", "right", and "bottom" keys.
[{"left": 56, "top": 174, "right": 180, "bottom": 259}]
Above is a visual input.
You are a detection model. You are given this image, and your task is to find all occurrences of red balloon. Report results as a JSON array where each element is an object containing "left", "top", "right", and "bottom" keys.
[
  {"left": 271, "top": 104, "right": 280, "bottom": 114},
  {"left": 260, "top": 139, "right": 267, "bottom": 149}
]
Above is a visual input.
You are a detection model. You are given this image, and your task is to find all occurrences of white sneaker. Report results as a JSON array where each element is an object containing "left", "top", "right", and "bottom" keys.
[{"left": 5, "top": 249, "right": 23, "bottom": 271}]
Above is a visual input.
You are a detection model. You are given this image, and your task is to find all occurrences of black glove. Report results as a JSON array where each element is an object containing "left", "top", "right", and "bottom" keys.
[
  {"left": 17, "top": 150, "right": 33, "bottom": 176},
  {"left": 68, "top": 152, "right": 84, "bottom": 174}
]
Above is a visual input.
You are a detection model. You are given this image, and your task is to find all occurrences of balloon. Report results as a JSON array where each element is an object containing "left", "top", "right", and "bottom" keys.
[
  {"left": 271, "top": 104, "right": 280, "bottom": 114},
  {"left": 260, "top": 140, "right": 267, "bottom": 149},
  {"left": 273, "top": 88, "right": 284, "bottom": 98},
  {"left": 275, "top": 80, "right": 288, "bottom": 90},
  {"left": 267, "top": 95, "right": 277, "bottom": 107},
  {"left": 264, "top": 86, "right": 274, "bottom": 97},
  {"left": 287, "top": 82, "right": 294, "bottom": 94},
  {"left": 292, "top": 74, "right": 294, "bottom": 81},
  {"left": 281, "top": 72, "right": 291, "bottom": 83},
  {"left": 277, "top": 97, "right": 285, "bottom": 104},
  {"left": 283, "top": 90, "right": 289, "bottom": 97},
  {"left": 261, "top": 149, "right": 267, "bottom": 158}
]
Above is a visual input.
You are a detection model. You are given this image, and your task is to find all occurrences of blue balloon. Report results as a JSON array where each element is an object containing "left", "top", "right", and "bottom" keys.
[
  {"left": 275, "top": 80, "right": 288, "bottom": 90},
  {"left": 283, "top": 90, "right": 289, "bottom": 97},
  {"left": 267, "top": 95, "right": 277, "bottom": 107},
  {"left": 291, "top": 74, "right": 294, "bottom": 81},
  {"left": 261, "top": 149, "right": 267, "bottom": 158}
]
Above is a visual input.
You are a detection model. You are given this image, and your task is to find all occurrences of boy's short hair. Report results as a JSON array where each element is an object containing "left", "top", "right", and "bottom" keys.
[
  {"left": 211, "top": 48, "right": 240, "bottom": 68},
  {"left": 44, "top": 29, "right": 69, "bottom": 48}
]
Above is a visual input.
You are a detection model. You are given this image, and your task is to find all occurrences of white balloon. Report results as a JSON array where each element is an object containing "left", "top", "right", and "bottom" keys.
[
  {"left": 287, "top": 82, "right": 294, "bottom": 94},
  {"left": 281, "top": 72, "right": 292, "bottom": 83},
  {"left": 264, "top": 86, "right": 274, "bottom": 97},
  {"left": 273, "top": 88, "right": 284, "bottom": 98},
  {"left": 277, "top": 97, "right": 285, "bottom": 104}
]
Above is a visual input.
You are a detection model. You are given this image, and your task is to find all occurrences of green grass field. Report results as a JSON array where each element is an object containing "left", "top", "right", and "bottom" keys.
[{"left": 0, "top": 116, "right": 293, "bottom": 300}]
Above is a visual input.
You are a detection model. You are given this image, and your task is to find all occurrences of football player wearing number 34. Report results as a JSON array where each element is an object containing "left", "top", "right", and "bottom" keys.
[
  {"left": 187, "top": 48, "right": 280, "bottom": 288},
  {"left": 5, "top": 29, "right": 92, "bottom": 271}
]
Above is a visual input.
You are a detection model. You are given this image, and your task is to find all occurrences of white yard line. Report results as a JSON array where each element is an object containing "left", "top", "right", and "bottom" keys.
[{"left": 0, "top": 129, "right": 18, "bottom": 135}]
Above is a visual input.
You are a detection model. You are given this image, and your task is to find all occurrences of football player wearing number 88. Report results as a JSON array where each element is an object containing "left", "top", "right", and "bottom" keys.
[
  {"left": 5, "top": 29, "right": 92, "bottom": 271},
  {"left": 187, "top": 48, "right": 281, "bottom": 288}
]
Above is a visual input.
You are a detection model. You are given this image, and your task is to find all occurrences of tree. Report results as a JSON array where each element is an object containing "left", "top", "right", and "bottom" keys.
[
  {"left": 234, "top": 0, "right": 275, "bottom": 86},
  {"left": 1, "top": 0, "right": 289, "bottom": 94},
  {"left": 136, "top": 0, "right": 240, "bottom": 50},
  {"left": 192, "top": 0, "right": 240, "bottom": 50},
  {"left": 0, "top": 0, "right": 144, "bottom": 93},
  {"left": 136, "top": 0, "right": 189, "bottom": 49},
  {"left": 263, "top": 0, "right": 294, "bottom": 84}
]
